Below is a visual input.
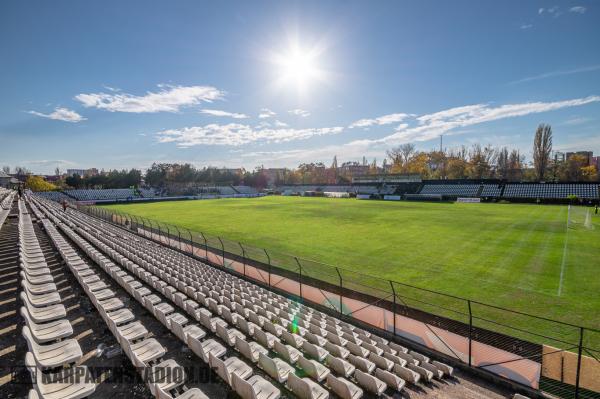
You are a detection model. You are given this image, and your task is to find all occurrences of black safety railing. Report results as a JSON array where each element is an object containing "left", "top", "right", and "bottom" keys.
[{"left": 80, "top": 204, "right": 600, "bottom": 399}]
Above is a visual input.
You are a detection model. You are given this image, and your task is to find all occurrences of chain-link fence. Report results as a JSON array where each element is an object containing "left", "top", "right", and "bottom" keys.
[{"left": 82, "top": 204, "right": 600, "bottom": 399}]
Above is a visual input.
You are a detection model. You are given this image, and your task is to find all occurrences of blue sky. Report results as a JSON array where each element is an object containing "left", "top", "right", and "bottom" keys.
[{"left": 1, "top": 0, "right": 599, "bottom": 174}]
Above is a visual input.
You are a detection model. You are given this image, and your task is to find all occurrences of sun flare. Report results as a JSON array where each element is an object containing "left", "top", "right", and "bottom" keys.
[
  {"left": 279, "top": 47, "right": 318, "bottom": 89},
  {"left": 271, "top": 42, "right": 326, "bottom": 94}
]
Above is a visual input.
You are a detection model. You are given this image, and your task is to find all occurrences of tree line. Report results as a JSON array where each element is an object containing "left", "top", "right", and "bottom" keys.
[
  {"left": 5, "top": 123, "right": 598, "bottom": 191},
  {"left": 384, "top": 124, "right": 597, "bottom": 182},
  {"left": 64, "top": 169, "right": 142, "bottom": 189},
  {"left": 270, "top": 124, "right": 597, "bottom": 184},
  {"left": 144, "top": 163, "right": 267, "bottom": 190}
]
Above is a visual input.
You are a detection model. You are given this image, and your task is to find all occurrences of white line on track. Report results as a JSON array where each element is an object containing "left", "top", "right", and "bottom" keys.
[{"left": 558, "top": 205, "right": 570, "bottom": 296}]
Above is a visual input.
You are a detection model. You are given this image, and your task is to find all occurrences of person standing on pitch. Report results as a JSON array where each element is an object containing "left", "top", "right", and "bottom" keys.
[{"left": 595, "top": 204, "right": 598, "bottom": 215}]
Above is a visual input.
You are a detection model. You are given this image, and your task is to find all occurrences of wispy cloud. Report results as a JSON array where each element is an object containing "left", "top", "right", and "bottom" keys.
[
  {"left": 156, "top": 124, "right": 343, "bottom": 147},
  {"left": 75, "top": 84, "right": 224, "bottom": 113},
  {"left": 349, "top": 113, "right": 411, "bottom": 129},
  {"left": 255, "top": 121, "right": 271, "bottom": 129},
  {"left": 233, "top": 140, "right": 383, "bottom": 167},
  {"left": 258, "top": 108, "right": 276, "bottom": 119},
  {"left": 539, "top": 6, "right": 562, "bottom": 17},
  {"left": 254, "top": 119, "right": 288, "bottom": 129},
  {"left": 520, "top": 24, "right": 533, "bottom": 30},
  {"left": 25, "top": 159, "right": 76, "bottom": 167},
  {"left": 538, "top": 5, "right": 586, "bottom": 18},
  {"left": 200, "top": 109, "right": 249, "bottom": 119},
  {"left": 28, "top": 107, "right": 86, "bottom": 123},
  {"left": 102, "top": 85, "right": 121, "bottom": 92},
  {"left": 569, "top": 6, "right": 586, "bottom": 14},
  {"left": 377, "top": 95, "right": 600, "bottom": 145},
  {"left": 288, "top": 108, "right": 311, "bottom": 117},
  {"left": 239, "top": 149, "right": 304, "bottom": 159},
  {"left": 555, "top": 134, "right": 600, "bottom": 152},
  {"left": 219, "top": 95, "right": 600, "bottom": 167},
  {"left": 563, "top": 116, "right": 592, "bottom": 126},
  {"left": 510, "top": 65, "right": 600, "bottom": 85}
]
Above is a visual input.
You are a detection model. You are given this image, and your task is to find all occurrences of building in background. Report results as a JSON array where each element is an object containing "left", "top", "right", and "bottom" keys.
[
  {"left": 262, "top": 168, "right": 289, "bottom": 186},
  {"left": 66, "top": 168, "right": 98, "bottom": 177},
  {"left": 0, "top": 170, "right": 11, "bottom": 188},
  {"left": 566, "top": 151, "right": 593, "bottom": 166},
  {"left": 219, "top": 167, "right": 245, "bottom": 176},
  {"left": 339, "top": 162, "right": 370, "bottom": 177},
  {"left": 553, "top": 151, "right": 566, "bottom": 163},
  {"left": 66, "top": 168, "right": 86, "bottom": 176}
]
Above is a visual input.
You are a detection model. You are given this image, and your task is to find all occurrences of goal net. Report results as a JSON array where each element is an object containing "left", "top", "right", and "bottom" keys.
[{"left": 567, "top": 205, "right": 595, "bottom": 230}]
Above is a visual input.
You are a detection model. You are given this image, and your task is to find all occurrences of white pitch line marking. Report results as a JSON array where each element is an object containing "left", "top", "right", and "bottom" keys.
[{"left": 558, "top": 205, "right": 570, "bottom": 297}]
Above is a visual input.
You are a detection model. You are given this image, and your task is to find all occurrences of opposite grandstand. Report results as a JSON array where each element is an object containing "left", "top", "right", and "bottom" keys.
[{"left": 276, "top": 181, "right": 600, "bottom": 202}]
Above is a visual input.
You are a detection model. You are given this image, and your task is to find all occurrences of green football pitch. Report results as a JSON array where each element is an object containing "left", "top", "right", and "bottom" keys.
[{"left": 106, "top": 196, "right": 600, "bottom": 345}]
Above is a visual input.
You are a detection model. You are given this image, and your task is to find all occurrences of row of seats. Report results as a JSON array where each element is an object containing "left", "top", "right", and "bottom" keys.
[
  {"left": 17, "top": 200, "right": 96, "bottom": 399},
  {"left": 34, "top": 191, "right": 72, "bottom": 202},
  {"left": 355, "top": 186, "right": 400, "bottom": 195},
  {"left": 378, "top": 186, "right": 397, "bottom": 195},
  {"left": 36, "top": 188, "right": 162, "bottom": 202},
  {"left": 215, "top": 186, "right": 236, "bottom": 195},
  {"left": 138, "top": 188, "right": 157, "bottom": 198},
  {"left": 32, "top": 194, "right": 454, "bottom": 399},
  {"left": 65, "top": 189, "right": 137, "bottom": 201},
  {"left": 1, "top": 187, "right": 14, "bottom": 204},
  {"left": 233, "top": 186, "right": 259, "bottom": 195},
  {"left": 176, "top": 186, "right": 245, "bottom": 196},
  {"left": 419, "top": 184, "right": 480, "bottom": 197},
  {"left": 503, "top": 184, "right": 599, "bottom": 199},
  {"left": 419, "top": 183, "right": 600, "bottom": 199},
  {"left": 354, "top": 186, "right": 379, "bottom": 195},
  {"left": 34, "top": 197, "right": 283, "bottom": 399},
  {"left": 1, "top": 188, "right": 14, "bottom": 207},
  {"left": 1, "top": 189, "right": 15, "bottom": 230},
  {"left": 28, "top": 198, "right": 210, "bottom": 399},
  {"left": 480, "top": 184, "right": 502, "bottom": 197},
  {"left": 279, "top": 185, "right": 385, "bottom": 195}
]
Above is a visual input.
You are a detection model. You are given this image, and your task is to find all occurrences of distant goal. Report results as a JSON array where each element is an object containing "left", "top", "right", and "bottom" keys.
[{"left": 567, "top": 204, "right": 595, "bottom": 230}]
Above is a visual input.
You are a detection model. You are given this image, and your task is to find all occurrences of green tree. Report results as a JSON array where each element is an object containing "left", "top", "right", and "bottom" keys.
[
  {"left": 65, "top": 174, "right": 83, "bottom": 188},
  {"left": 533, "top": 124, "right": 552, "bottom": 181},
  {"left": 25, "top": 176, "right": 57, "bottom": 191}
]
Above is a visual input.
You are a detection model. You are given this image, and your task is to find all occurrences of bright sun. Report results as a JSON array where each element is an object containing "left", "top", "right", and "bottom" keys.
[
  {"left": 272, "top": 43, "right": 324, "bottom": 93},
  {"left": 280, "top": 47, "right": 318, "bottom": 89}
]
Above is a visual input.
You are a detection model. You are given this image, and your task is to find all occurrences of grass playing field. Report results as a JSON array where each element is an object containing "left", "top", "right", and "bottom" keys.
[{"left": 106, "top": 196, "right": 600, "bottom": 346}]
